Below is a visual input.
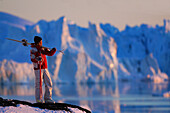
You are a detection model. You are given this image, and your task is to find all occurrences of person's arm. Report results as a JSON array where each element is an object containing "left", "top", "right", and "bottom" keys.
[{"left": 41, "top": 48, "right": 56, "bottom": 56}]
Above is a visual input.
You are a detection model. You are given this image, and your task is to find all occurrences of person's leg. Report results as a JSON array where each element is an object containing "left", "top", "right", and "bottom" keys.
[
  {"left": 43, "top": 69, "right": 55, "bottom": 103},
  {"left": 34, "top": 69, "right": 43, "bottom": 103}
]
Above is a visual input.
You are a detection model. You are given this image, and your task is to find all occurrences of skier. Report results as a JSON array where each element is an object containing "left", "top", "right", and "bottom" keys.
[{"left": 30, "top": 36, "right": 56, "bottom": 103}]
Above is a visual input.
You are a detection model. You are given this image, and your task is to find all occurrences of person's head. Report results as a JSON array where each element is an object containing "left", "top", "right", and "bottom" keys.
[{"left": 34, "top": 36, "right": 42, "bottom": 46}]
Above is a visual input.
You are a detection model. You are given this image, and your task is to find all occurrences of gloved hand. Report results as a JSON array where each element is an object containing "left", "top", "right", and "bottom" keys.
[
  {"left": 22, "top": 39, "right": 28, "bottom": 46},
  {"left": 52, "top": 48, "right": 56, "bottom": 51}
]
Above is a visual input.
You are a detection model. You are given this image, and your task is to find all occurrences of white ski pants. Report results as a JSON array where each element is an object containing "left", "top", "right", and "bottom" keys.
[{"left": 34, "top": 69, "right": 53, "bottom": 101}]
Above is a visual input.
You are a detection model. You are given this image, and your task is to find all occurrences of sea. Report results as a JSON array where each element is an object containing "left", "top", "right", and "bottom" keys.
[{"left": 0, "top": 81, "right": 170, "bottom": 113}]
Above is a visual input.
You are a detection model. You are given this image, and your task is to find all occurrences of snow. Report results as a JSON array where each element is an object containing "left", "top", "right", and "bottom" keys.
[
  {"left": 0, "top": 12, "right": 170, "bottom": 84},
  {"left": 0, "top": 96, "right": 91, "bottom": 113},
  {"left": 0, "top": 104, "right": 86, "bottom": 113}
]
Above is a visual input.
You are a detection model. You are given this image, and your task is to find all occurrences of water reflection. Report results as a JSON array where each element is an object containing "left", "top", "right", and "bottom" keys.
[{"left": 0, "top": 81, "right": 170, "bottom": 113}]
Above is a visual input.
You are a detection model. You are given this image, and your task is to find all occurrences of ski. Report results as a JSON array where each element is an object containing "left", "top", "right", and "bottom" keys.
[{"left": 6, "top": 38, "right": 65, "bottom": 54}]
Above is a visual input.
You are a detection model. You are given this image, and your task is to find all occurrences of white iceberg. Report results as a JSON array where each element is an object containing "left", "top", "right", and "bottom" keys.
[{"left": 0, "top": 12, "right": 169, "bottom": 84}]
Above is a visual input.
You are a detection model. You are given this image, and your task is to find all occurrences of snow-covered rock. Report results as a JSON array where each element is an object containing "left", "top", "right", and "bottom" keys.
[
  {"left": 0, "top": 12, "right": 169, "bottom": 84},
  {"left": 0, "top": 104, "right": 87, "bottom": 113},
  {"left": 0, "top": 97, "right": 91, "bottom": 113}
]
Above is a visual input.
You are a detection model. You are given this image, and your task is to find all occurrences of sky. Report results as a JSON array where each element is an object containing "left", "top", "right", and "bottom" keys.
[{"left": 0, "top": 0, "right": 170, "bottom": 30}]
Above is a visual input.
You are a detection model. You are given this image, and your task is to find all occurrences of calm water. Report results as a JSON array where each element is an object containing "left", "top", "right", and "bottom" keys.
[{"left": 0, "top": 81, "right": 170, "bottom": 113}]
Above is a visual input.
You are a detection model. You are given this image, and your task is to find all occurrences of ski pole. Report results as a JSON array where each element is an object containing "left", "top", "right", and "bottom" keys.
[{"left": 38, "top": 60, "right": 42, "bottom": 100}]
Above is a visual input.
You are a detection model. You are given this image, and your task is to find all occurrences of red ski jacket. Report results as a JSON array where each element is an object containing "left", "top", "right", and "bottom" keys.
[{"left": 30, "top": 43, "right": 56, "bottom": 70}]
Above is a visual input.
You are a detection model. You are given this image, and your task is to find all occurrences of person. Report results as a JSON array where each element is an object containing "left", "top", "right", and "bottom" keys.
[{"left": 30, "top": 36, "right": 56, "bottom": 103}]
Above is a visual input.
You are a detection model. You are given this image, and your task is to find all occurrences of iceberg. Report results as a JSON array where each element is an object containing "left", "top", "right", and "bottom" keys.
[
  {"left": 0, "top": 12, "right": 169, "bottom": 84},
  {"left": 0, "top": 60, "right": 34, "bottom": 84},
  {"left": 118, "top": 54, "right": 168, "bottom": 83}
]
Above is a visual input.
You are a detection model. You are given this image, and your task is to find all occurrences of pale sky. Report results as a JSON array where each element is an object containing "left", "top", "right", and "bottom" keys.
[{"left": 0, "top": 0, "right": 170, "bottom": 30}]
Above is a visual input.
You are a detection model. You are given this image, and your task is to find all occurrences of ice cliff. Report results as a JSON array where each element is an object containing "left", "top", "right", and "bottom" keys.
[
  {"left": 0, "top": 12, "right": 169, "bottom": 84},
  {"left": 0, "top": 60, "right": 34, "bottom": 84}
]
